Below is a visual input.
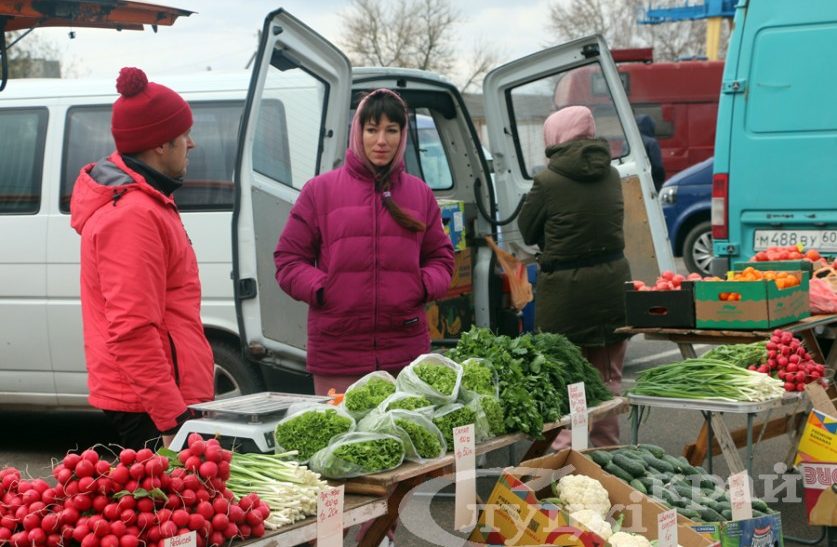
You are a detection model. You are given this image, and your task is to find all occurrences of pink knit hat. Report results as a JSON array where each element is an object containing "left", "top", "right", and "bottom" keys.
[
  {"left": 543, "top": 106, "right": 596, "bottom": 147},
  {"left": 111, "top": 67, "right": 193, "bottom": 154}
]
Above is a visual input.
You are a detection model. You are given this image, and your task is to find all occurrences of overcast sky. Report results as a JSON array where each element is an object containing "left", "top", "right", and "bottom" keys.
[{"left": 29, "top": 0, "right": 555, "bottom": 85}]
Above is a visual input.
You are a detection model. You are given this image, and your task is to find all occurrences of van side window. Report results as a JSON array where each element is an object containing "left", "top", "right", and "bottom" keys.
[
  {"left": 61, "top": 101, "right": 266, "bottom": 213},
  {"left": 0, "top": 108, "right": 48, "bottom": 214},
  {"left": 252, "top": 68, "right": 318, "bottom": 190},
  {"left": 506, "top": 63, "right": 629, "bottom": 179},
  {"left": 406, "top": 110, "right": 454, "bottom": 190}
]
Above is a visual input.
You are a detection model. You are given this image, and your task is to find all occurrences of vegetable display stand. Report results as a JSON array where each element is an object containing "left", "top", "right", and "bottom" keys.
[
  {"left": 628, "top": 392, "right": 805, "bottom": 476},
  {"left": 240, "top": 495, "right": 387, "bottom": 545},
  {"left": 341, "top": 397, "right": 628, "bottom": 547},
  {"left": 616, "top": 314, "right": 837, "bottom": 470}
]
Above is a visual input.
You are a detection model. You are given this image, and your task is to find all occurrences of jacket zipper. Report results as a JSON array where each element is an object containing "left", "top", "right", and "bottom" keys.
[{"left": 372, "top": 188, "right": 379, "bottom": 369}]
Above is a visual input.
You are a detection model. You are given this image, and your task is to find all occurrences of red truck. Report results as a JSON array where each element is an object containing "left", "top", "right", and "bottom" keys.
[{"left": 553, "top": 48, "right": 723, "bottom": 179}]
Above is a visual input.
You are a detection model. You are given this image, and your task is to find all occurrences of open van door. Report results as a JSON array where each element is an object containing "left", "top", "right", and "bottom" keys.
[
  {"left": 233, "top": 9, "right": 351, "bottom": 373},
  {"left": 0, "top": 0, "right": 191, "bottom": 91},
  {"left": 482, "top": 35, "right": 675, "bottom": 282}
]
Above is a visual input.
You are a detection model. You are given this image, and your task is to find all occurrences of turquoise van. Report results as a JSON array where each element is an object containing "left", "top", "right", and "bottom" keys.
[{"left": 710, "top": 0, "right": 837, "bottom": 274}]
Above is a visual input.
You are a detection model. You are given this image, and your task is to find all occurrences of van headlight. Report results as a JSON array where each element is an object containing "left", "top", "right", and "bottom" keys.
[{"left": 660, "top": 186, "right": 677, "bottom": 204}]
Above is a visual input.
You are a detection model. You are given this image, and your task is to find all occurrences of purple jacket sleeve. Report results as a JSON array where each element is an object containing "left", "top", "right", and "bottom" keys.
[
  {"left": 419, "top": 190, "right": 455, "bottom": 301},
  {"left": 274, "top": 186, "right": 327, "bottom": 306}
]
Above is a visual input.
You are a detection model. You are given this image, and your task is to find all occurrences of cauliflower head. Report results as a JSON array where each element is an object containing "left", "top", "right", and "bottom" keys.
[
  {"left": 556, "top": 474, "right": 611, "bottom": 517},
  {"left": 607, "top": 532, "right": 653, "bottom": 547},
  {"left": 569, "top": 509, "right": 613, "bottom": 540}
]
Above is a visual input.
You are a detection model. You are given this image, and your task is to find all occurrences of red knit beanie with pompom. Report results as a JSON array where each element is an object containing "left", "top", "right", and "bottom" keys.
[{"left": 111, "top": 67, "right": 193, "bottom": 154}]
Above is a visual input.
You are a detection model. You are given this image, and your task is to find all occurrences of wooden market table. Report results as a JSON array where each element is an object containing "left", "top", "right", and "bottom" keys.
[
  {"left": 616, "top": 314, "right": 837, "bottom": 469},
  {"left": 245, "top": 494, "right": 387, "bottom": 545},
  {"left": 616, "top": 313, "right": 837, "bottom": 366},
  {"left": 341, "top": 397, "right": 628, "bottom": 547}
]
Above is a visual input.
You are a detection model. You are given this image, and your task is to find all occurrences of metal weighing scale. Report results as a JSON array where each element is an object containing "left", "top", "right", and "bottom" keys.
[{"left": 169, "top": 392, "right": 330, "bottom": 453}]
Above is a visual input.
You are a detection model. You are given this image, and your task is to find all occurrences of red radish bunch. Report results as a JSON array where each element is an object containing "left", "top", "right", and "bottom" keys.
[
  {"left": 632, "top": 270, "right": 704, "bottom": 292},
  {"left": 748, "top": 328, "right": 828, "bottom": 392},
  {"left": 0, "top": 434, "right": 269, "bottom": 547}
]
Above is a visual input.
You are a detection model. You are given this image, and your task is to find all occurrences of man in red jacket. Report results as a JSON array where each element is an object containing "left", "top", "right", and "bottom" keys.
[{"left": 70, "top": 67, "right": 214, "bottom": 449}]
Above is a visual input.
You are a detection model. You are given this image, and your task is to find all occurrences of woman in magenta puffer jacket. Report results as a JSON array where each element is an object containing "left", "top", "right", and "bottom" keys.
[{"left": 274, "top": 89, "right": 455, "bottom": 395}]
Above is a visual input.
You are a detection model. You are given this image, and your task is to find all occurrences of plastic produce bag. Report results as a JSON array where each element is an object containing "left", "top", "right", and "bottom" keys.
[
  {"left": 341, "top": 370, "right": 396, "bottom": 420},
  {"left": 378, "top": 392, "right": 435, "bottom": 414},
  {"left": 359, "top": 409, "right": 446, "bottom": 463},
  {"left": 308, "top": 431, "right": 405, "bottom": 479},
  {"left": 810, "top": 272, "right": 837, "bottom": 314},
  {"left": 464, "top": 394, "right": 506, "bottom": 442},
  {"left": 432, "top": 403, "right": 478, "bottom": 449},
  {"left": 485, "top": 235, "right": 533, "bottom": 311},
  {"left": 396, "top": 353, "right": 463, "bottom": 404},
  {"left": 357, "top": 392, "right": 435, "bottom": 430},
  {"left": 274, "top": 404, "right": 355, "bottom": 463},
  {"left": 458, "top": 357, "right": 499, "bottom": 402}
]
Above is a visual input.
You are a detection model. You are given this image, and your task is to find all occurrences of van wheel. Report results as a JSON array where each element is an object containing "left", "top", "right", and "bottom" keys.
[
  {"left": 683, "top": 221, "right": 713, "bottom": 276},
  {"left": 211, "top": 341, "right": 264, "bottom": 400}
]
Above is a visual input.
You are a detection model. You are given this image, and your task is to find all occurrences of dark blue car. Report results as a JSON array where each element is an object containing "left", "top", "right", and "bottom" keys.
[{"left": 660, "top": 157, "right": 713, "bottom": 275}]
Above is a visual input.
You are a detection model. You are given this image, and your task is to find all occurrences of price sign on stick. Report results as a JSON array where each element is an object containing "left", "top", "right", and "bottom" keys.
[
  {"left": 453, "top": 424, "right": 476, "bottom": 531},
  {"left": 657, "top": 508, "right": 678, "bottom": 547},
  {"left": 568, "top": 382, "right": 588, "bottom": 450},
  {"left": 317, "top": 485, "right": 344, "bottom": 547},
  {"left": 728, "top": 471, "right": 753, "bottom": 522}
]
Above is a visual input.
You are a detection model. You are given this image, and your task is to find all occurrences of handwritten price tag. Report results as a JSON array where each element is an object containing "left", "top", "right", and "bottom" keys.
[
  {"left": 317, "top": 485, "right": 344, "bottom": 547},
  {"left": 568, "top": 382, "right": 588, "bottom": 450},
  {"left": 657, "top": 508, "right": 678, "bottom": 547},
  {"left": 568, "top": 382, "right": 587, "bottom": 415},
  {"left": 728, "top": 470, "right": 753, "bottom": 521},
  {"left": 453, "top": 423, "right": 476, "bottom": 531},
  {"left": 163, "top": 531, "right": 196, "bottom": 547}
]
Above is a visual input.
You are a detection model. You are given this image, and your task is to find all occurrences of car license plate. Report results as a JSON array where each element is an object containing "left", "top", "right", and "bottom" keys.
[{"left": 754, "top": 230, "right": 837, "bottom": 252}]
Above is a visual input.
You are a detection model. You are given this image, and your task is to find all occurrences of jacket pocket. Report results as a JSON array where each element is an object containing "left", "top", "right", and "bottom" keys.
[{"left": 315, "top": 313, "right": 357, "bottom": 337}]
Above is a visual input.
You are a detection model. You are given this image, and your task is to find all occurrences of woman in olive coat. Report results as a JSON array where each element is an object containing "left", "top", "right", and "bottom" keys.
[{"left": 517, "top": 105, "right": 631, "bottom": 447}]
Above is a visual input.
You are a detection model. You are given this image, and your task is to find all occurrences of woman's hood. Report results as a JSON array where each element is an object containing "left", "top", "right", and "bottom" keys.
[{"left": 545, "top": 138, "right": 613, "bottom": 182}]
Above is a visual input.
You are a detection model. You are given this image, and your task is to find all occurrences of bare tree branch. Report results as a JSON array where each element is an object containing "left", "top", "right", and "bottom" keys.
[
  {"left": 545, "top": 0, "right": 724, "bottom": 61},
  {"left": 339, "top": 0, "right": 498, "bottom": 91},
  {"left": 457, "top": 39, "right": 501, "bottom": 93},
  {"left": 5, "top": 30, "right": 64, "bottom": 78}
]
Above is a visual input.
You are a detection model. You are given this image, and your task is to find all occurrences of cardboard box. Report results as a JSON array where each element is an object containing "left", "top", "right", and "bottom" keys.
[
  {"left": 694, "top": 272, "right": 809, "bottom": 329},
  {"left": 733, "top": 260, "right": 814, "bottom": 273},
  {"left": 708, "top": 514, "right": 783, "bottom": 547},
  {"left": 794, "top": 409, "right": 837, "bottom": 465},
  {"left": 584, "top": 447, "right": 782, "bottom": 546},
  {"left": 624, "top": 281, "right": 696, "bottom": 328},
  {"left": 426, "top": 294, "right": 472, "bottom": 341},
  {"left": 447, "top": 249, "right": 473, "bottom": 298},
  {"left": 438, "top": 199, "right": 467, "bottom": 251},
  {"left": 468, "top": 449, "right": 712, "bottom": 546},
  {"left": 800, "top": 462, "right": 837, "bottom": 525}
]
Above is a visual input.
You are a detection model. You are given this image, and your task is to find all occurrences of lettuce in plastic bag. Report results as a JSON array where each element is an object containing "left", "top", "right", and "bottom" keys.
[
  {"left": 359, "top": 409, "right": 446, "bottom": 462},
  {"left": 274, "top": 404, "right": 355, "bottom": 462},
  {"left": 308, "top": 432, "right": 405, "bottom": 479}
]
